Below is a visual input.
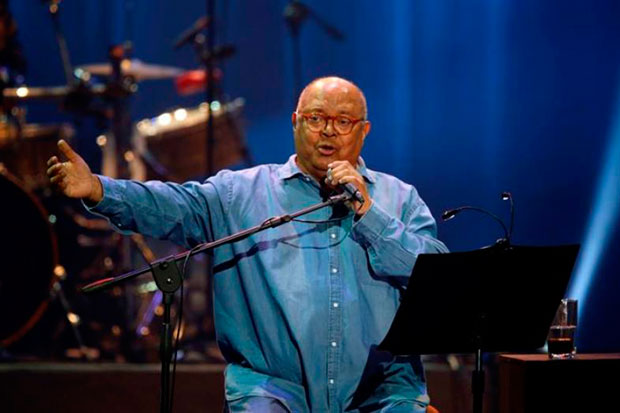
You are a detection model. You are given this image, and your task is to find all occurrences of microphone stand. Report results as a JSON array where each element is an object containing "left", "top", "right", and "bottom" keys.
[
  {"left": 205, "top": 0, "right": 216, "bottom": 178},
  {"left": 441, "top": 191, "right": 515, "bottom": 413},
  {"left": 283, "top": 0, "right": 345, "bottom": 99},
  {"left": 81, "top": 192, "right": 353, "bottom": 413}
]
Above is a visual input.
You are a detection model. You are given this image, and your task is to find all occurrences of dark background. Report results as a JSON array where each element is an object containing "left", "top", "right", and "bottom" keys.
[{"left": 9, "top": 0, "right": 620, "bottom": 353}]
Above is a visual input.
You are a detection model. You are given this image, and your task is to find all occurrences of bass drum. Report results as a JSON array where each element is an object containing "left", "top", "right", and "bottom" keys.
[{"left": 0, "top": 166, "right": 58, "bottom": 348}]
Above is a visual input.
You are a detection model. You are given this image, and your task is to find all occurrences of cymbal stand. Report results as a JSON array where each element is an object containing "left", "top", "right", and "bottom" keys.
[
  {"left": 206, "top": 0, "right": 216, "bottom": 178},
  {"left": 46, "top": 0, "right": 74, "bottom": 85},
  {"left": 107, "top": 43, "right": 137, "bottom": 181},
  {"left": 49, "top": 267, "right": 92, "bottom": 360}
]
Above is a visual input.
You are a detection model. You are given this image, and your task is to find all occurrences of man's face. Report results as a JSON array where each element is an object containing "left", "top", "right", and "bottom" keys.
[{"left": 292, "top": 79, "right": 371, "bottom": 181}]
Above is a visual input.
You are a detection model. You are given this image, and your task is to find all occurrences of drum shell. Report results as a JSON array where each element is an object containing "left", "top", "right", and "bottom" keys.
[
  {"left": 0, "top": 122, "right": 74, "bottom": 190},
  {"left": 101, "top": 99, "right": 247, "bottom": 182},
  {"left": 0, "top": 167, "right": 58, "bottom": 347}
]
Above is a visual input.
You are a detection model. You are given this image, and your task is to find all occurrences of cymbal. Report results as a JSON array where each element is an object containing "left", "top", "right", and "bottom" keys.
[
  {"left": 78, "top": 59, "right": 184, "bottom": 81},
  {"left": 2, "top": 84, "right": 106, "bottom": 101}
]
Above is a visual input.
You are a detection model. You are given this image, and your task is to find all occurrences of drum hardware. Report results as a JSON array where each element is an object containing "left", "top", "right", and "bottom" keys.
[
  {"left": 0, "top": 3, "right": 185, "bottom": 362},
  {"left": 0, "top": 8, "right": 140, "bottom": 358},
  {"left": 0, "top": 166, "right": 91, "bottom": 359},
  {"left": 46, "top": 0, "right": 74, "bottom": 86},
  {"left": 1, "top": 2, "right": 251, "bottom": 363},
  {"left": 77, "top": 59, "right": 184, "bottom": 82},
  {"left": 174, "top": 13, "right": 238, "bottom": 178},
  {"left": 102, "top": 97, "right": 251, "bottom": 183},
  {"left": 2, "top": 84, "right": 107, "bottom": 102}
]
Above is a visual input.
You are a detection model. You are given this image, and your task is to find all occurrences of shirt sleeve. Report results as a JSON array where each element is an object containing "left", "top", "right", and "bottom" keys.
[
  {"left": 351, "top": 190, "right": 449, "bottom": 278},
  {"left": 85, "top": 174, "right": 228, "bottom": 249}
]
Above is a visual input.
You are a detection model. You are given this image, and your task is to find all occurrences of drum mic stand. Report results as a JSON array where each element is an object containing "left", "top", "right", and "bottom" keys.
[
  {"left": 283, "top": 0, "right": 345, "bottom": 99},
  {"left": 81, "top": 192, "right": 355, "bottom": 413}
]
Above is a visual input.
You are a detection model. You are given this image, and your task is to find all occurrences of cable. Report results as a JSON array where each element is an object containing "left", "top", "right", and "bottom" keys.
[
  {"left": 292, "top": 216, "right": 348, "bottom": 224},
  {"left": 168, "top": 245, "right": 197, "bottom": 412},
  {"left": 292, "top": 195, "right": 364, "bottom": 224}
]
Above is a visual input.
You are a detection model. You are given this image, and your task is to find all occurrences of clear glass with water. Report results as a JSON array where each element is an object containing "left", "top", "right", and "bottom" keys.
[{"left": 547, "top": 298, "right": 577, "bottom": 359}]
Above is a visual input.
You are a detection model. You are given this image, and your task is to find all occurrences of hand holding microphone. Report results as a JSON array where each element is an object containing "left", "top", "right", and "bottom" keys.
[{"left": 325, "top": 160, "right": 372, "bottom": 215}]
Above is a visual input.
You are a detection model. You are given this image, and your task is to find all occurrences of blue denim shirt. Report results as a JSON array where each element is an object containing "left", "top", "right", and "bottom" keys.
[{"left": 90, "top": 155, "right": 448, "bottom": 412}]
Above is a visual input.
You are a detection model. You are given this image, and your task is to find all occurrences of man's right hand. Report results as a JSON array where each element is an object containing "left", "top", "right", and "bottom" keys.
[{"left": 47, "top": 140, "right": 103, "bottom": 203}]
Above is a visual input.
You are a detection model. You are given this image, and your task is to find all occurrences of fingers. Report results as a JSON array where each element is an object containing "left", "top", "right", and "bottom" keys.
[
  {"left": 47, "top": 157, "right": 68, "bottom": 193},
  {"left": 46, "top": 162, "right": 63, "bottom": 177},
  {"left": 326, "top": 172, "right": 359, "bottom": 187},
  {"left": 58, "top": 139, "right": 79, "bottom": 161},
  {"left": 48, "top": 165, "right": 66, "bottom": 188},
  {"left": 326, "top": 161, "right": 362, "bottom": 187},
  {"left": 47, "top": 155, "right": 59, "bottom": 167},
  {"left": 49, "top": 174, "right": 65, "bottom": 188}
]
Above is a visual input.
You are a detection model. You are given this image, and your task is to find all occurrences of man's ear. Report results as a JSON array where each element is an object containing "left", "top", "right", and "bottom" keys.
[
  {"left": 291, "top": 112, "right": 297, "bottom": 129},
  {"left": 362, "top": 121, "right": 371, "bottom": 140}
]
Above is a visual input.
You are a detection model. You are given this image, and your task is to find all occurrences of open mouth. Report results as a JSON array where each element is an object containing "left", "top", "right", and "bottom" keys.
[{"left": 317, "top": 144, "right": 337, "bottom": 156}]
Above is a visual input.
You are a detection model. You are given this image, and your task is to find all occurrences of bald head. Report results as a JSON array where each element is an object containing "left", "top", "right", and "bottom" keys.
[{"left": 296, "top": 77, "right": 368, "bottom": 119}]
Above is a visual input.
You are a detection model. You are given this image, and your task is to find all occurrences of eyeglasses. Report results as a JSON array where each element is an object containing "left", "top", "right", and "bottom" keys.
[{"left": 297, "top": 112, "right": 366, "bottom": 135}]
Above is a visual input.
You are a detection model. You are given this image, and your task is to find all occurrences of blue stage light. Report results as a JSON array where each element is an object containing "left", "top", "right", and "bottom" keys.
[{"left": 567, "top": 89, "right": 620, "bottom": 317}]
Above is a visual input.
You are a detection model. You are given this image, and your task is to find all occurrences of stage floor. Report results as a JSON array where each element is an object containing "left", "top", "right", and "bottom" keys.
[{"left": 0, "top": 357, "right": 498, "bottom": 413}]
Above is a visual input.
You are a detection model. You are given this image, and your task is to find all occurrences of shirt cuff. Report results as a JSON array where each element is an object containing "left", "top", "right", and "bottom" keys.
[
  {"left": 81, "top": 175, "right": 115, "bottom": 212},
  {"left": 81, "top": 175, "right": 131, "bottom": 233},
  {"left": 352, "top": 201, "right": 391, "bottom": 247}
]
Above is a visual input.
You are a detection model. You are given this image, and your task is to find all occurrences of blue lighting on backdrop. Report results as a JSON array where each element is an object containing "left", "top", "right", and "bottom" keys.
[{"left": 568, "top": 79, "right": 620, "bottom": 314}]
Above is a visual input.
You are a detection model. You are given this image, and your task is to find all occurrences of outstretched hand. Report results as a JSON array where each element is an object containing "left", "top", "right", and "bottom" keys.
[{"left": 47, "top": 140, "right": 103, "bottom": 203}]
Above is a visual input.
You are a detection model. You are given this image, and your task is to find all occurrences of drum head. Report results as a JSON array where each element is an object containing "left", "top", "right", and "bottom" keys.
[{"left": 0, "top": 169, "right": 57, "bottom": 346}]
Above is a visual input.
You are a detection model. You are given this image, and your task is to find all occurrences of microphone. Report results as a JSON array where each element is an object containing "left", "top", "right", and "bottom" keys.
[
  {"left": 442, "top": 192, "right": 514, "bottom": 244},
  {"left": 340, "top": 183, "right": 364, "bottom": 204},
  {"left": 174, "top": 16, "right": 210, "bottom": 50},
  {"left": 326, "top": 167, "right": 364, "bottom": 203},
  {"left": 501, "top": 191, "right": 514, "bottom": 243}
]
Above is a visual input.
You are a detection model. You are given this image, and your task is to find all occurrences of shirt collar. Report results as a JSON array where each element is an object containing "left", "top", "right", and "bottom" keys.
[{"left": 276, "top": 154, "right": 377, "bottom": 184}]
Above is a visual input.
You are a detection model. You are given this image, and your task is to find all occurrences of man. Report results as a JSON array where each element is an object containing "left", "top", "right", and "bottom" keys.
[{"left": 48, "top": 77, "right": 448, "bottom": 412}]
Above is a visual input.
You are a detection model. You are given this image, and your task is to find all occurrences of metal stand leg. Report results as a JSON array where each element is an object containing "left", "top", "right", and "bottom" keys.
[
  {"left": 472, "top": 347, "right": 485, "bottom": 413},
  {"left": 50, "top": 268, "right": 90, "bottom": 360}
]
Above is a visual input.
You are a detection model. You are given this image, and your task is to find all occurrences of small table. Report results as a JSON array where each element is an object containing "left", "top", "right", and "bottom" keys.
[{"left": 499, "top": 353, "right": 620, "bottom": 412}]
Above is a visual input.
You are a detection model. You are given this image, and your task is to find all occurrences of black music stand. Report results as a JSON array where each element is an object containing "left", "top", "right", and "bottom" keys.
[{"left": 379, "top": 243, "right": 580, "bottom": 413}]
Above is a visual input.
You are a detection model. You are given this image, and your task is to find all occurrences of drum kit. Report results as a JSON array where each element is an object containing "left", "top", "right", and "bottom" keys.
[{"left": 0, "top": 4, "right": 248, "bottom": 361}]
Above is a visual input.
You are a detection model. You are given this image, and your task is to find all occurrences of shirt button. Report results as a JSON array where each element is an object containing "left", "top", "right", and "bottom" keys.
[
  {"left": 331, "top": 268, "right": 338, "bottom": 274},
  {"left": 331, "top": 341, "right": 337, "bottom": 347},
  {"left": 329, "top": 379, "right": 335, "bottom": 385},
  {"left": 333, "top": 302, "right": 339, "bottom": 308},
  {"left": 330, "top": 233, "right": 337, "bottom": 239}
]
